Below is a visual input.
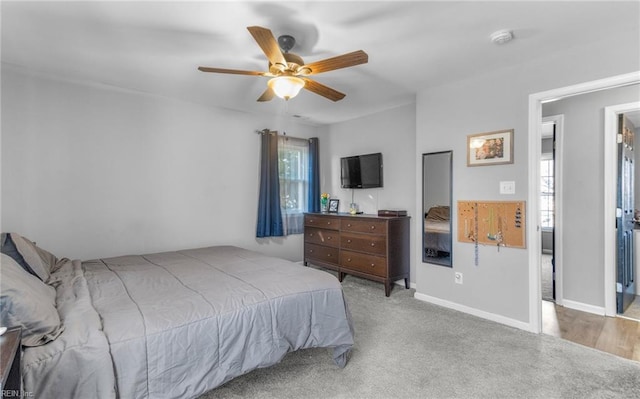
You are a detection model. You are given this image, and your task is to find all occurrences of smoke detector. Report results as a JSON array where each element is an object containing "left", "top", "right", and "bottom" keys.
[{"left": 490, "top": 30, "right": 514, "bottom": 45}]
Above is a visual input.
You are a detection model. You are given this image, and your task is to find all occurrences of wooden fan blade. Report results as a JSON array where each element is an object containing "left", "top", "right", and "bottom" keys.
[
  {"left": 302, "top": 78, "right": 346, "bottom": 102},
  {"left": 198, "top": 66, "right": 265, "bottom": 76},
  {"left": 257, "top": 87, "right": 275, "bottom": 102},
  {"left": 301, "top": 50, "right": 368, "bottom": 75},
  {"left": 247, "top": 26, "right": 287, "bottom": 69}
]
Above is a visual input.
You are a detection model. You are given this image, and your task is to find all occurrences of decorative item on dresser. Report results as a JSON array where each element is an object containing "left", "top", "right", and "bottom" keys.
[{"left": 303, "top": 212, "right": 410, "bottom": 296}]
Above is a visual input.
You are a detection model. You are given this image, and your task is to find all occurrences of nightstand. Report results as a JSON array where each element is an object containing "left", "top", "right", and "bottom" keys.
[{"left": 0, "top": 327, "right": 22, "bottom": 397}]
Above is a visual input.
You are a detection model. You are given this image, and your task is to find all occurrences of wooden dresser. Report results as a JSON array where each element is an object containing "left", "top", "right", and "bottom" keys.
[{"left": 303, "top": 212, "right": 410, "bottom": 296}]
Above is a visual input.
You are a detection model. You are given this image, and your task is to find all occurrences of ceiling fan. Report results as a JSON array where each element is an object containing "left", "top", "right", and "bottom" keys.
[{"left": 198, "top": 26, "right": 368, "bottom": 102}]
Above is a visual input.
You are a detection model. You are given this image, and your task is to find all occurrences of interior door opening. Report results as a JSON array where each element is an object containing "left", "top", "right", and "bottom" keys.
[
  {"left": 529, "top": 72, "right": 640, "bottom": 335},
  {"left": 617, "top": 110, "right": 640, "bottom": 321},
  {"left": 541, "top": 120, "right": 556, "bottom": 303}
]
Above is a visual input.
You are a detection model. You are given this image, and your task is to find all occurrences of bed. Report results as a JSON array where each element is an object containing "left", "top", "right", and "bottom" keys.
[
  {"left": 1, "top": 233, "right": 354, "bottom": 399},
  {"left": 424, "top": 206, "right": 451, "bottom": 258}
]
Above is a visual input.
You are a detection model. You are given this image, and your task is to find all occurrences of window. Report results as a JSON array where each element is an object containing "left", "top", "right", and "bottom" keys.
[
  {"left": 278, "top": 137, "right": 309, "bottom": 234},
  {"left": 540, "top": 158, "right": 554, "bottom": 228}
]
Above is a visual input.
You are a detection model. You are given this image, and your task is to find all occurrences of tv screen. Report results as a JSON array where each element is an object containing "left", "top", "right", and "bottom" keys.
[{"left": 340, "top": 153, "right": 383, "bottom": 188}]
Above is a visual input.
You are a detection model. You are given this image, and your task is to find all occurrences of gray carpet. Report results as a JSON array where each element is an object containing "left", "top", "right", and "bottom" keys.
[{"left": 201, "top": 271, "right": 640, "bottom": 399}]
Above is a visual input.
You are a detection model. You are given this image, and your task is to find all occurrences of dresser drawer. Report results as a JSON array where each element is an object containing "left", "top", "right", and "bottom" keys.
[
  {"left": 341, "top": 218, "right": 387, "bottom": 234},
  {"left": 304, "top": 227, "right": 340, "bottom": 248},
  {"left": 341, "top": 232, "right": 387, "bottom": 256},
  {"left": 340, "top": 250, "right": 387, "bottom": 277},
  {"left": 304, "top": 215, "right": 341, "bottom": 230},
  {"left": 305, "top": 243, "right": 339, "bottom": 265}
]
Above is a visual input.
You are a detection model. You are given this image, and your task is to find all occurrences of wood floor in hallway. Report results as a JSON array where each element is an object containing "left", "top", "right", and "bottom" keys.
[{"left": 542, "top": 300, "right": 640, "bottom": 362}]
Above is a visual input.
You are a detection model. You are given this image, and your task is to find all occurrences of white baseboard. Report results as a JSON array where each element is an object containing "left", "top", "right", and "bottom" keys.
[
  {"left": 413, "top": 292, "right": 535, "bottom": 332},
  {"left": 561, "top": 299, "right": 606, "bottom": 316}
]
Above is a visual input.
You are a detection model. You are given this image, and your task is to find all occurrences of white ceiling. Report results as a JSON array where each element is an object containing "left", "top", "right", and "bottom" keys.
[{"left": 2, "top": 1, "right": 639, "bottom": 126}]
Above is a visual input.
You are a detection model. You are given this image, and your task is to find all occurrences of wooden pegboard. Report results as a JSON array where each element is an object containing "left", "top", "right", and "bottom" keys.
[{"left": 457, "top": 201, "right": 526, "bottom": 248}]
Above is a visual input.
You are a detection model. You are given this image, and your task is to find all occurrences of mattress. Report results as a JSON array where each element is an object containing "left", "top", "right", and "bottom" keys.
[{"left": 23, "top": 245, "right": 354, "bottom": 399}]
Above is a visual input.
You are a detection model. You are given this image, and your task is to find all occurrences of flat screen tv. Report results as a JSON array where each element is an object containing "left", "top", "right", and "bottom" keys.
[{"left": 340, "top": 152, "right": 383, "bottom": 189}]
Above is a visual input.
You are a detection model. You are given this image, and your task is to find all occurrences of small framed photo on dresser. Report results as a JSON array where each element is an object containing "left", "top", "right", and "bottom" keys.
[{"left": 328, "top": 199, "right": 340, "bottom": 213}]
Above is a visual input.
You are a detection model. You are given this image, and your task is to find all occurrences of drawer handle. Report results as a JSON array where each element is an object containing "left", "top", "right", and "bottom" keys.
[
  {"left": 309, "top": 219, "right": 314, "bottom": 223},
  {"left": 327, "top": 222, "right": 332, "bottom": 225},
  {"left": 347, "top": 258, "right": 352, "bottom": 262},
  {"left": 370, "top": 225, "right": 376, "bottom": 230},
  {"left": 327, "top": 236, "right": 332, "bottom": 240},
  {"left": 370, "top": 263, "right": 375, "bottom": 267},
  {"left": 309, "top": 233, "right": 314, "bottom": 237},
  {"left": 347, "top": 239, "right": 352, "bottom": 243},
  {"left": 309, "top": 249, "right": 314, "bottom": 253},
  {"left": 370, "top": 243, "right": 376, "bottom": 247},
  {"left": 327, "top": 254, "right": 332, "bottom": 257},
  {"left": 347, "top": 223, "right": 352, "bottom": 227}
]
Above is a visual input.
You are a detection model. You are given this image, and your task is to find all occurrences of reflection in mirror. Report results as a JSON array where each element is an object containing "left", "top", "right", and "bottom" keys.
[{"left": 423, "top": 151, "right": 453, "bottom": 267}]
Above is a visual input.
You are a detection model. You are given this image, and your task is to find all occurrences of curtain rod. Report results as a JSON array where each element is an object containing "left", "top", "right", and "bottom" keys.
[{"left": 254, "top": 129, "right": 311, "bottom": 142}]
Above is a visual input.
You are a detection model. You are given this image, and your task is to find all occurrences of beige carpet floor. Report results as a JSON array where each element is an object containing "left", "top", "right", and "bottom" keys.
[{"left": 201, "top": 271, "right": 640, "bottom": 399}]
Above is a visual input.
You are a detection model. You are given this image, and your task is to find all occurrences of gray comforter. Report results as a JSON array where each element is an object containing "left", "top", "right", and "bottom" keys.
[
  {"left": 22, "top": 259, "right": 116, "bottom": 398},
  {"left": 23, "top": 246, "right": 354, "bottom": 399}
]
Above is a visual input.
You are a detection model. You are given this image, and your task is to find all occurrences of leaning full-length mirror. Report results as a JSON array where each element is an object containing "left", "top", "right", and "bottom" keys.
[{"left": 422, "top": 151, "right": 453, "bottom": 267}]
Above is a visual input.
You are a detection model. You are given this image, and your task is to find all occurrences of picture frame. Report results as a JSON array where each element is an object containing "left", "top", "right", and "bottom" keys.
[
  {"left": 328, "top": 199, "right": 340, "bottom": 213},
  {"left": 467, "top": 129, "right": 514, "bottom": 167}
]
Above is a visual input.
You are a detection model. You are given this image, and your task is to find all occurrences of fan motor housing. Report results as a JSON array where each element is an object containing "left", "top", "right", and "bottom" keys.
[
  {"left": 269, "top": 53, "right": 306, "bottom": 75},
  {"left": 284, "top": 52, "right": 304, "bottom": 67}
]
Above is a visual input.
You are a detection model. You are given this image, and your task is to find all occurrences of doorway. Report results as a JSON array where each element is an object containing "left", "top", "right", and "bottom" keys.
[
  {"left": 540, "top": 116, "right": 563, "bottom": 305},
  {"left": 528, "top": 71, "right": 640, "bottom": 334},
  {"left": 615, "top": 109, "right": 640, "bottom": 321}
]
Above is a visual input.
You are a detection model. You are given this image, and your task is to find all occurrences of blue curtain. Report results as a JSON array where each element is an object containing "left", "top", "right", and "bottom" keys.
[
  {"left": 256, "top": 130, "right": 284, "bottom": 237},
  {"left": 308, "top": 137, "right": 320, "bottom": 213}
]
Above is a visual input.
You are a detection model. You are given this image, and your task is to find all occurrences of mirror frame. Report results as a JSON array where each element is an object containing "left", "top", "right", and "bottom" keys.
[{"left": 422, "top": 150, "right": 453, "bottom": 267}]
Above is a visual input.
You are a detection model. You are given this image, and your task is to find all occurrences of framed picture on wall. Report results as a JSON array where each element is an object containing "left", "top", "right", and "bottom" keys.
[
  {"left": 328, "top": 199, "right": 340, "bottom": 213},
  {"left": 467, "top": 129, "right": 514, "bottom": 166}
]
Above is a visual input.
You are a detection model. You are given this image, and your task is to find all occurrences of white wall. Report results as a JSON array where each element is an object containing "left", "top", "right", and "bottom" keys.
[
  {"left": 1, "top": 66, "right": 319, "bottom": 261},
  {"left": 415, "top": 71, "right": 529, "bottom": 324},
  {"left": 543, "top": 84, "right": 640, "bottom": 307},
  {"left": 320, "top": 104, "right": 417, "bottom": 284},
  {"left": 415, "top": 34, "right": 640, "bottom": 326}
]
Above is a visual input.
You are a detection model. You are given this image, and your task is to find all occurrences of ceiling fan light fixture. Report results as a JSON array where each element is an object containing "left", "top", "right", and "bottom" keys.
[{"left": 268, "top": 76, "right": 305, "bottom": 100}]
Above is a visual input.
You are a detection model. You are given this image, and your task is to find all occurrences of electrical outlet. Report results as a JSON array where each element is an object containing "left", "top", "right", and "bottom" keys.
[{"left": 455, "top": 272, "right": 463, "bottom": 285}]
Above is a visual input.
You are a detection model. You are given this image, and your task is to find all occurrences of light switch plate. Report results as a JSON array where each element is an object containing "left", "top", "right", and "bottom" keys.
[{"left": 500, "top": 181, "right": 515, "bottom": 194}]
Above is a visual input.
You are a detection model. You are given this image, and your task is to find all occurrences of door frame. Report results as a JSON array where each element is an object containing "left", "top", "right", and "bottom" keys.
[
  {"left": 604, "top": 101, "right": 640, "bottom": 316},
  {"left": 542, "top": 114, "right": 564, "bottom": 306},
  {"left": 527, "top": 71, "right": 640, "bottom": 333}
]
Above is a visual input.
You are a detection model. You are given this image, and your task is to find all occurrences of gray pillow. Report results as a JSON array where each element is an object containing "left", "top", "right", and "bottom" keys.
[
  {"left": 0, "top": 253, "right": 64, "bottom": 346},
  {"left": 1, "top": 233, "right": 41, "bottom": 280},
  {"left": 9, "top": 233, "right": 56, "bottom": 283}
]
